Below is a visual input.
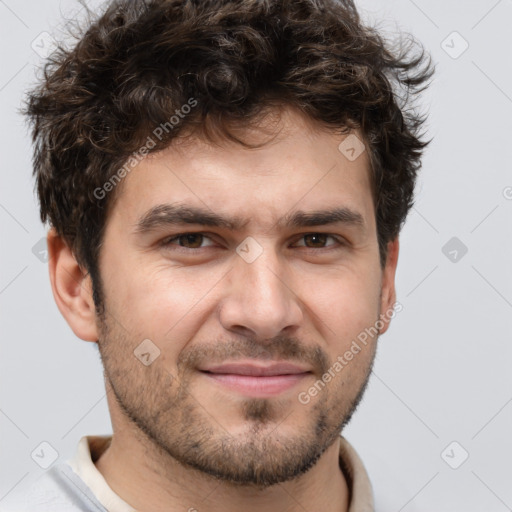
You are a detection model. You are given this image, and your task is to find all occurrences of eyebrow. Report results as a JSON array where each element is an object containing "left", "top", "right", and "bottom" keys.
[{"left": 132, "top": 203, "right": 365, "bottom": 235}]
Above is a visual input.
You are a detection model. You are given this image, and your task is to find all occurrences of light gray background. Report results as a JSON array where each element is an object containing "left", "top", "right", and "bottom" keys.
[{"left": 1, "top": 0, "right": 511, "bottom": 510}]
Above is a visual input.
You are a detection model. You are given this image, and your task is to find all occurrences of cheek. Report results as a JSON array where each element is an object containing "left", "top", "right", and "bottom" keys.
[
  {"left": 106, "top": 260, "right": 225, "bottom": 346},
  {"left": 301, "top": 266, "right": 381, "bottom": 348},
  {"left": 306, "top": 271, "right": 380, "bottom": 401}
]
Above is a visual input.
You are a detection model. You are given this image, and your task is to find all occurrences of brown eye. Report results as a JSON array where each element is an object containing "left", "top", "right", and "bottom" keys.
[
  {"left": 162, "top": 233, "right": 215, "bottom": 250},
  {"left": 177, "top": 233, "right": 204, "bottom": 248},
  {"left": 303, "top": 233, "right": 329, "bottom": 248},
  {"left": 296, "top": 233, "right": 341, "bottom": 249}
]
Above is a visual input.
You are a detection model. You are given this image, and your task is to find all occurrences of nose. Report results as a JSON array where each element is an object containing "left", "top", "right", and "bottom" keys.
[{"left": 218, "top": 243, "right": 304, "bottom": 340}]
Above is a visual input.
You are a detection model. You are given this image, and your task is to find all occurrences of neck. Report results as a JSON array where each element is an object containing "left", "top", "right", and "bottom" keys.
[{"left": 94, "top": 427, "right": 350, "bottom": 512}]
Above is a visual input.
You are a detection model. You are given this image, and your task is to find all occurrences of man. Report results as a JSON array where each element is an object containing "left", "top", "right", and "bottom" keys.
[{"left": 13, "top": 0, "right": 433, "bottom": 510}]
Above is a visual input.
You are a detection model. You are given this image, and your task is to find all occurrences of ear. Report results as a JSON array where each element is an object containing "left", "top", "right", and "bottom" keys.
[
  {"left": 47, "top": 228, "right": 99, "bottom": 342},
  {"left": 378, "top": 238, "right": 399, "bottom": 335}
]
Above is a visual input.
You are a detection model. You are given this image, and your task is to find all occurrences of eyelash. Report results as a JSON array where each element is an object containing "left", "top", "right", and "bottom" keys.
[{"left": 159, "top": 232, "right": 346, "bottom": 253}]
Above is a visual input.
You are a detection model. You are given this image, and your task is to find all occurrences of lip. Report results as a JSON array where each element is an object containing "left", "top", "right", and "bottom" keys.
[
  {"left": 198, "top": 361, "right": 312, "bottom": 397},
  {"left": 199, "top": 361, "right": 312, "bottom": 376}
]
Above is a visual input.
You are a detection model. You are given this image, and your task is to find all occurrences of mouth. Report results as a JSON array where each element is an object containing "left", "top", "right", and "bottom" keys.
[{"left": 198, "top": 361, "right": 312, "bottom": 397}]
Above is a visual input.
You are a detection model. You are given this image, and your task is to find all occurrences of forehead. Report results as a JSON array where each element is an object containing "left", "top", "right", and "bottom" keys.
[{"left": 107, "top": 108, "right": 375, "bottom": 234}]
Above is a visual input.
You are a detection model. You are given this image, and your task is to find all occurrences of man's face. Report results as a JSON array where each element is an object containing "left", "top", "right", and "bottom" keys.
[{"left": 94, "top": 108, "right": 396, "bottom": 488}]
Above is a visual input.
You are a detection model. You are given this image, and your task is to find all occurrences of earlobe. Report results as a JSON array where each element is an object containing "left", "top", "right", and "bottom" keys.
[
  {"left": 47, "top": 228, "right": 99, "bottom": 342},
  {"left": 379, "top": 238, "right": 400, "bottom": 335}
]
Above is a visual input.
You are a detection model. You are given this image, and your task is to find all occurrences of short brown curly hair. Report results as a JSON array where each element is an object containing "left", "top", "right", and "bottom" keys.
[{"left": 24, "top": 0, "right": 434, "bottom": 310}]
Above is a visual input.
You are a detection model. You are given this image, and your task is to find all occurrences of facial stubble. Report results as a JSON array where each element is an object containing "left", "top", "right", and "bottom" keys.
[{"left": 96, "top": 309, "right": 377, "bottom": 489}]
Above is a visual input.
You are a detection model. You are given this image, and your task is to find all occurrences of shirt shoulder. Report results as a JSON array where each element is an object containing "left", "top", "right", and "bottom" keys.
[
  {"left": 1, "top": 462, "right": 108, "bottom": 512},
  {"left": 339, "top": 435, "right": 375, "bottom": 512}
]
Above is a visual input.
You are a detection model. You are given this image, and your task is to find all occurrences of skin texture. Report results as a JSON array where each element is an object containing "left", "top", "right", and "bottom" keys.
[{"left": 48, "top": 107, "right": 399, "bottom": 512}]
